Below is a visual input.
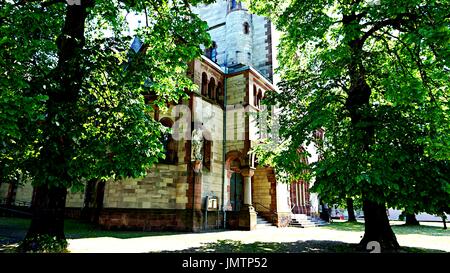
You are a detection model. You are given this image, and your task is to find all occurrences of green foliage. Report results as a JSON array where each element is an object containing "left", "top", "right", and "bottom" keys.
[
  {"left": 0, "top": 1, "right": 212, "bottom": 189},
  {"left": 248, "top": 0, "right": 450, "bottom": 215},
  {"left": 17, "top": 235, "right": 68, "bottom": 253}
]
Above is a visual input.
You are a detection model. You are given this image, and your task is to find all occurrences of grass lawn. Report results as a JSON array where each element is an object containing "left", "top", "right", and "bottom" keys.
[{"left": 0, "top": 216, "right": 184, "bottom": 241}]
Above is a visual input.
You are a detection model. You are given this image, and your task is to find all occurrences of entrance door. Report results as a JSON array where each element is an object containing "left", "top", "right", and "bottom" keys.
[{"left": 230, "top": 172, "right": 243, "bottom": 211}]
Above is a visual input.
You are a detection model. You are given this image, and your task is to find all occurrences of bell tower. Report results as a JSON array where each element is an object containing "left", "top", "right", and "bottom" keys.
[{"left": 225, "top": 0, "right": 253, "bottom": 67}]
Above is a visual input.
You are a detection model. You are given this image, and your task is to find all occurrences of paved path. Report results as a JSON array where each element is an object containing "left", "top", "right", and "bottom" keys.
[{"left": 68, "top": 225, "right": 450, "bottom": 253}]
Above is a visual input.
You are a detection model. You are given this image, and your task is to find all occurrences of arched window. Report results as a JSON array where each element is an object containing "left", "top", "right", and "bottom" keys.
[
  {"left": 253, "top": 85, "right": 257, "bottom": 106},
  {"left": 228, "top": 0, "right": 242, "bottom": 13},
  {"left": 243, "top": 22, "right": 250, "bottom": 34},
  {"left": 159, "top": 118, "right": 177, "bottom": 164},
  {"left": 201, "top": 73, "right": 208, "bottom": 96},
  {"left": 205, "top": 41, "right": 218, "bottom": 62},
  {"left": 211, "top": 42, "right": 217, "bottom": 62},
  {"left": 208, "top": 77, "right": 216, "bottom": 99},
  {"left": 260, "top": 93, "right": 267, "bottom": 111},
  {"left": 216, "top": 82, "right": 223, "bottom": 102},
  {"left": 314, "top": 129, "right": 324, "bottom": 140},
  {"left": 257, "top": 89, "right": 263, "bottom": 108},
  {"left": 231, "top": 0, "right": 237, "bottom": 9}
]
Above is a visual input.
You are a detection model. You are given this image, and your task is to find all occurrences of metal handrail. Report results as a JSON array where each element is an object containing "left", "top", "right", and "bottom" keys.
[
  {"left": 291, "top": 203, "right": 297, "bottom": 213},
  {"left": 253, "top": 202, "right": 278, "bottom": 223}
]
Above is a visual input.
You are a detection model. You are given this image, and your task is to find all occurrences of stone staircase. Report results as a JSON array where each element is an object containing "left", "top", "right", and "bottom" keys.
[
  {"left": 289, "top": 214, "right": 329, "bottom": 228},
  {"left": 256, "top": 215, "right": 275, "bottom": 229}
]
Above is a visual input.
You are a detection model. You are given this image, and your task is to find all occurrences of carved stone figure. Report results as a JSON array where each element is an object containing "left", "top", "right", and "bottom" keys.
[{"left": 191, "top": 127, "right": 203, "bottom": 161}]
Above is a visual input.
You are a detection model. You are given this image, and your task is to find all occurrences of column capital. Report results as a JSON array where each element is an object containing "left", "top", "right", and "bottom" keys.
[{"left": 241, "top": 167, "right": 255, "bottom": 177}]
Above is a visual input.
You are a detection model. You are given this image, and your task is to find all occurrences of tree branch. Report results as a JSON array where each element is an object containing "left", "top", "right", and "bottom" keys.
[{"left": 357, "top": 13, "right": 417, "bottom": 47}]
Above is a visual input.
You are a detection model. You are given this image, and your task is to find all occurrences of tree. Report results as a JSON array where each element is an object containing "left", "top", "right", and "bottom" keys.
[
  {"left": 346, "top": 198, "right": 357, "bottom": 222},
  {"left": 1, "top": 0, "right": 213, "bottom": 252},
  {"left": 405, "top": 213, "right": 420, "bottom": 225},
  {"left": 248, "top": 0, "right": 450, "bottom": 250}
]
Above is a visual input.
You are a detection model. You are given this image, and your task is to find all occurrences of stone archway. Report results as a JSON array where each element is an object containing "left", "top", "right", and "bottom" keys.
[{"left": 225, "top": 150, "right": 256, "bottom": 230}]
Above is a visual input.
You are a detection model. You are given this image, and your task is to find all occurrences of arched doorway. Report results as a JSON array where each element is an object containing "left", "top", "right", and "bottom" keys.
[{"left": 230, "top": 172, "right": 243, "bottom": 211}]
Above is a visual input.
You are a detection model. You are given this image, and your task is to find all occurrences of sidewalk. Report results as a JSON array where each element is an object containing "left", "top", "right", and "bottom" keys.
[{"left": 68, "top": 225, "right": 450, "bottom": 253}]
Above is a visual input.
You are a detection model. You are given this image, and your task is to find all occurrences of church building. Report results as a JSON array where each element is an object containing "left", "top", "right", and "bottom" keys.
[{"left": 0, "top": 0, "right": 320, "bottom": 231}]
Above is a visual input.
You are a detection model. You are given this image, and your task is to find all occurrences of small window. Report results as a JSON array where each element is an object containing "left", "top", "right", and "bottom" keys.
[
  {"left": 205, "top": 41, "right": 218, "bottom": 62},
  {"left": 216, "top": 82, "right": 223, "bottom": 101},
  {"left": 257, "top": 89, "right": 263, "bottom": 108},
  {"left": 253, "top": 85, "right": 257, "bottom": 106},
  {"left": 211, "top": 42, "right": 217, "bottom": 62},
  {"left": 201, "top": 73, "right": 208, "bottom": 96},
  {"left": 208, "top": 77, "right": 216, "bottom": 99},
  {"left": 243, "top": 22, "right": 250, "bottom": 34},
  {"left": 159, "top": 118, "right": 177, "bottom": 164},
  {"left": 231, "top": 0, "right": 237, "bottom": 10}
]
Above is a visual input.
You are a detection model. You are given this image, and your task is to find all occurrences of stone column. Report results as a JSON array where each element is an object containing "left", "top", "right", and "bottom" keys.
[
  {"left": 239, "top": 167, "right": 257, "bottom": 230},
  {"left": 243, "top": 174, "right": 252, "bottom": 205}
]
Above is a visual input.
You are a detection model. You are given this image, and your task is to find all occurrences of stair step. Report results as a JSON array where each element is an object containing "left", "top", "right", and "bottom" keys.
[
  {"left": 289, "top": 215, "right": 331, "bottom": 228},
  {"left": 256, "top": 216, "right": 273, "bottom": 227}
]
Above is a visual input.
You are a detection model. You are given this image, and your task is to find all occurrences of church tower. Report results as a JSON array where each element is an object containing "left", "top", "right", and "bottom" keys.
[
  {"left": 193, "top": 0, "right": 275, "bottom": 82},
  {"left": 225, "top": 0, "right": 253, "bottom": 67}
]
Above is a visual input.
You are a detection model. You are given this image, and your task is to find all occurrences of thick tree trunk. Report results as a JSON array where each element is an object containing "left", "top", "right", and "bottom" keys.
[
  {"left": 319, "top": 201, "right": 330, "bottom": 222},
  {"left": 21, "top": 185, "right": 67, "bottom": 251},
  {"left": 346, "top": 198, "right": 357, "bottom": 222},
  {"left": 359, "top": 199, "right": 400, "bottom": 251},
  {"left": 93, "top": 181, "right": 105, "bottom": 223},
  {"left": 20, "top": 2, "right": 93, "bottom": 252},
  {"left": 442, "top": 214, "right": 447, "bottom": 230},
  {"left": 5, "top": 182, "right": 18, "bottom": 207},
  {"left": 405, "top": 213, "right": 420, "bottom": 225},
  {"left": 341, "top": 13, "right": 401, "bottom": 252}
]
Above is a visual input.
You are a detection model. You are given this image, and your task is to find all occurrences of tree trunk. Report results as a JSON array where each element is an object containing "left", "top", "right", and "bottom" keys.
[
  {"left": 359, "top": 199, "right": 400, "bottom": 251},
  {"left": 93, "top": 181, "right": 105, "bottom": 223},
  {"left": 81, "top": 179, "right": 97, "bottom": 221},
  {"left": 6, "top": 182, "right": 18, "bottom": 207},
  {"left": 346, "top": 198, "right": 357, "bottom": 222},
  {"left": 20, "top": 1, "right": 93, "bottom": 252},
  {"left": 320, "top": 203, "right": 330, "bottom": 222},
  {"left": 341, "top": 13, "right": 401, "bottom": 252},
  {"left": 21, "top": 185, "right": 67, "bottom": 251},
  {"left": 442, "top": 214, "right": 447, "bottom": 230},
  {"left": 405, "top": 213, "right": 420, "bottom": 225}
]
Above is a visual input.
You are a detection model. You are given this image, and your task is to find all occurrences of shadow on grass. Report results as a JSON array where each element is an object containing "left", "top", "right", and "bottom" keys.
[
  {"left": 159, "top": 239, "right": 445, "bottom": 253},
  {"left": 0, "top": 216, "right": 188, "bottom": 248}
]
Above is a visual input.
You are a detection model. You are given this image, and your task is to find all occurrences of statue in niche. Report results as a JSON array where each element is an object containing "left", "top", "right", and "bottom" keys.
[{"left": 191, "top": 125, "right": 203, "bottom": 162}]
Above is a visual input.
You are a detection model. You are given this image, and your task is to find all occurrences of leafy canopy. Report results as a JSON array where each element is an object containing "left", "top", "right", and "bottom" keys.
[
  {"left": 0, "top": 0, "right": 214, "bottom": 190},
  {"left": 248, "top": 0, "right": 450, "bottom": 214}
]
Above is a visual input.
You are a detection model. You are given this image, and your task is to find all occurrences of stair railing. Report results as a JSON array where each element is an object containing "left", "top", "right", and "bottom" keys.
[
  {"left": 253, "top": 202, "right": 277, "bottom": 224},
  {"left": 291, "top": 203, "right": 297, "bottom": 214}
]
